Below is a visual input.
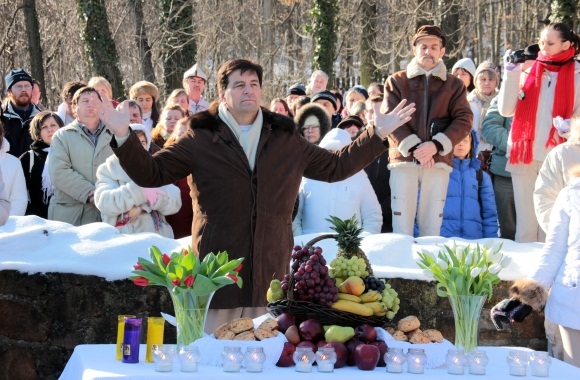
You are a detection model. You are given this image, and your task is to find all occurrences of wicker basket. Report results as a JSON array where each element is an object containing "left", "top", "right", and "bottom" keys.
[{"left": 266, "top": 234, "right": 387, "bottom": 328}]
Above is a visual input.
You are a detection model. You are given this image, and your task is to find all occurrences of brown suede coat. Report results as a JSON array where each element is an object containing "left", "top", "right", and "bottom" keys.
[
  {"left": 384, "top": 60, "right": 473, "bottom": 168},
  {"left": 112, "top": 102, "right": 388, "bottom": 309}
]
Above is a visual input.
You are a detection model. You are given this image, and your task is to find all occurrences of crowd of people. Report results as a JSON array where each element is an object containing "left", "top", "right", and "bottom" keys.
[{"left": 1, "top": 22, "right": 580, "bottom": 367}]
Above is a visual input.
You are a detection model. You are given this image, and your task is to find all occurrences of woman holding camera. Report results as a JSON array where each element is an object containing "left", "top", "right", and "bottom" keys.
[{"left": 498, "top": 22, "right": 580, "bottom": 243}]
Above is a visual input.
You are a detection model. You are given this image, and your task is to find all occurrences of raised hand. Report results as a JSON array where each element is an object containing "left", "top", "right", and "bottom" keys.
[
  {"left": 503, "top": 49, "right": 521, "bottom": 72},
  {"left": 101, "top": 99, "right": 131, "bottom": 138},
  {"left": 373, "top": 98, "right": 416, "bottom": 139}
]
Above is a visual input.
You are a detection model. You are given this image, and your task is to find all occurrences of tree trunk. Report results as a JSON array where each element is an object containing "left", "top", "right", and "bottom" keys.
[
  {"left": 75, "top": 0, "right": 125, "bottom": 99},
  {"left": 550, "top": 0, "right": 578, "bottom": 27},
  {"left": 310, "top": 0, "right": 338, "bottom": 83},
  {"left": 160, "top": 0, "right": 196, "bottom": 96},
  {"left": 360, "top": 0, "right": 377, "bottom": 87},
  {"left": 23, "top": 0, "right": 46, "bottom": 104},
  {"left": 440, "top": 0, "right": 461, "bottom": 67},
  {"left": 130, "top": 0, "right": 155, "bottom": 83}
]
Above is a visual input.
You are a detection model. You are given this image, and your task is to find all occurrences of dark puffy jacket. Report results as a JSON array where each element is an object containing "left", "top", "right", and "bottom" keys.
[
  {"left": 1, "top": 102, "right": 41, "bottom": 158},
  {"left": 440, "top": 131, "right": 498, "bottom": 239}
]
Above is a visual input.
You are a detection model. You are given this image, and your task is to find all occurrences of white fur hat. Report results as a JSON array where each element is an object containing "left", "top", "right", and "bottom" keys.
[
  {"left": 183, "top": 63, "right": 207, "bottom": 81},
  {"left": 130, "top": 124, "right": 151, "bottom": 150},
  {"left": 318, "top": 128, "right": 352, "bottom": 151}
]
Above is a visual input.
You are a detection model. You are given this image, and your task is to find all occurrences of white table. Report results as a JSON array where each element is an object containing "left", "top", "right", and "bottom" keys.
[{"left": 59, "top": 344, "right": 580, "bottom": 379}]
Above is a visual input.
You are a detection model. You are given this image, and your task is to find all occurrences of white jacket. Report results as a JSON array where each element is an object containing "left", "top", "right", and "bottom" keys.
[
  {"left": 0, "top": 138, "right": 27, "bottom": 216},
  {"left": 530, "top": 177, "right": 580, "bottom": 330},
  {"left": 467, "top": 91, "right": 493, "bottom": 153},
  {"left": 292, "top": 129, "right": 382, "bottom": 235},
  {"left": 94, "top": 154, "right": 181, "bottom": 238},
  {"left": 534, "top": 142, "right": 580, "bottom": 233},
  {"left": 498, "top": 61, "right": 580, "bottom": 174},
  {"left": 0, "top": 166, "right": 10, "bottom": 225}
]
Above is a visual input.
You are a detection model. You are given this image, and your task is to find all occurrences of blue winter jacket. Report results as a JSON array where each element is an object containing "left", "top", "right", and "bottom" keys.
[{"left": 440, "top": 131, "right": 498, "bottom": 239}]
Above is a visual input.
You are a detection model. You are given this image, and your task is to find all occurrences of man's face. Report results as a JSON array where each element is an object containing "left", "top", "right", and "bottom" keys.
[
  {"left": 314, "top": 99, "right": 335, "bottom": 118},
  {"left": 73, "top": 92, "right": 103, "bottom": 124},
  {"left": 219, "top": 69, "right": 261, "bottom": 123},
  {"left": 183, "top": 76, "right": 206, "bottom": 100},
  {"left": 286, "top": 94, "right": 300, "bottom": 109},
  {"left": 413, "top": 37, "right": 445, "bottom": 71},
  {"left": 64, "top": 96, "right": 75, "bottom": 118},
  {"left": 365, "top": 100, "right": 376, "bottom": 127},
  {"left": 8, "top": 80, "right": 33, "bottom": 108},
  {"left": 310, "top": 74, "right": 327, "bottom": 93},
  {"left": 129, "top": 106, "right": 143, "bottom": 124}
]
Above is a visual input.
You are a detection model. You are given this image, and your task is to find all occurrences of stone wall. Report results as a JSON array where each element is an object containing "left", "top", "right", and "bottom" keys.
[{"left": 0, "top": 270, "right": 546, "bottom": 380}]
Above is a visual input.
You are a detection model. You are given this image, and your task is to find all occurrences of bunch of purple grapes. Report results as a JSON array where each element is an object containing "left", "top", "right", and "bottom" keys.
[{"left": 281, "top": 245, "right": 339, "bottom": 307}]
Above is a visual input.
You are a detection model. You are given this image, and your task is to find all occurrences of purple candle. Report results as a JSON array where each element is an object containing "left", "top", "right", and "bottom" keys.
[{"left": 122, "top": 317, "right": 142, "bottom": 363}]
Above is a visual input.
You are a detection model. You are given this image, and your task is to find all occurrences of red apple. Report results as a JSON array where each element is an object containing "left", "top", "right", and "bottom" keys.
[
  {"left": 345, "top": 338, "right": 363, "bottom": 366},
  {"left": 370, "top": 340, "right": 388, "bottom": 367},
  {"left": 316, "top": 340, "right": 327, "bottom": 349},
  {"left": 354, "top": 323, "right": 377, "bottom": 343},
  {"left": 324, "top": 342, "right": 348, "bottom": 368},
  {"left": 299, "top": 319, "right": 324, "bottom": 342},
  {"left": 354, "top": 344, "right": 380, "bottom": 370},
  {"left": 297, "top": 340, "right": 317, "bottom": 353},
  {"left": 276, "top": 342, "right": 296, "bottom": 367},
  {"left": 276, "top": 313, "right": 295, "bottom": 333}
]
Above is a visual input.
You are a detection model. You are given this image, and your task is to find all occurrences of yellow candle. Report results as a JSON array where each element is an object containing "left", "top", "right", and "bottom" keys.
[
  {"left": 146, "top": 317, "right": 165, "bottom": 363},
  {"left": 116, "top": 315, "right": 135, "bottom": 360}
]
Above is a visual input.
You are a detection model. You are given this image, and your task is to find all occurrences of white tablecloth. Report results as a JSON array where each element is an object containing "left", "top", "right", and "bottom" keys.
[{"left": 59, "top": 344, "right": 580, "bottom": 380}]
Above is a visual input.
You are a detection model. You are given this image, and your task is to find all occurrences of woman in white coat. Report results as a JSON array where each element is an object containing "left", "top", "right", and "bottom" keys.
[
  {"left": 94, "top": 125, "right": 181, "bottom": 237},
  {"left": 292, "top": 128, "right": 382, "bottom": 235},
  {"left": 0, "top": 135, "right": 27, "bottom": 216}
]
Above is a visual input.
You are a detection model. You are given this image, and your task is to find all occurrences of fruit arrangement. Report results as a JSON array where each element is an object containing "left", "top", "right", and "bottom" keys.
[
  {"left": 386, "top": 315, "right": 444, "bottom": 344},
  {"left": 275, "top": 312, "right": 388, "bottom": 371},
  {"left": 213, "top": 317, "right": 279, "bottom": 341}
]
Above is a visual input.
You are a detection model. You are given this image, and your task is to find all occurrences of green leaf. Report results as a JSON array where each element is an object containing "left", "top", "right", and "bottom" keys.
[
  {"left": 211, "top": 258, "right": 244, "bottom": 279},
  {"left": 192, "top": 274, "right": 219, "bottom": 297},
  {"left": 212, "top": 276, "right": 235, "bottom": 286}
]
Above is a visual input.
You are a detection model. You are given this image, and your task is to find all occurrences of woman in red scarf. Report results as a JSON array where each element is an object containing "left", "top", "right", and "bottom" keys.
[{"left": 498, "top": 23, "right": 580, "bottom": 243}]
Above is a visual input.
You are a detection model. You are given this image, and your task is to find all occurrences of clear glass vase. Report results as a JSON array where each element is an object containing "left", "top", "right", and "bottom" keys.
[
  {"left": 170, "top": 290, "right": 214, "bottom": 348},
  {"left": 448, "top": 294, "right": 486, "bottom": 354}
]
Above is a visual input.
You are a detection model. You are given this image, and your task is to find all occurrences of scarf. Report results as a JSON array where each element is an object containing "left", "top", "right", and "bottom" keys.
[
  {"left": 218, "top": 103, "right": 263, "bottom": 170},
  {"left": 472, "top": 88, "right": 497, "bottom": 134},
  {"left": 509, "top": 46, "right": 575, "bottom": 164},
  {"left": 41, "top": 147, "right": 54, "bottom": 203}
]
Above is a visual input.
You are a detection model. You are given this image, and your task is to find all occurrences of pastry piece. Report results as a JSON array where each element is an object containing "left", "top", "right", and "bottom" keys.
[
  {"left": 423, "top": 329, "right": 444, "bottom": 343},
  {"left": 233, "top": 330, "right": 256, "bottom": 341},
  {"left": 398, "top": 315, "right": 420, "bottom": 332},
  {"left": 385, "top": 326, "right": 396, "bottom": 335},
  {"left": 408, "top": 329, "right": 431, "bottom": 344},
  {"left": 214, "top": 322, "right": 231, "bottom": 338},
  {"left": 392, "top": 330, "right": 408, "bottom": 341},
  {"left": 217, "top": 330, "right": 236, "bottom": 340},
  {"left": 229, "top": 317, "right": 254, "bottom": 334},
  {"left": 254, "top": 328, "right": 276, "bottom": 341},
  {"left": 258, "top": 317, "right": 278, "bottom": 332}
]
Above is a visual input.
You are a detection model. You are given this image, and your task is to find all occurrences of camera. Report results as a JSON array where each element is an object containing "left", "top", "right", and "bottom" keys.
[{"left": 506, "top": 44, "right": 540, "bottom": 64}]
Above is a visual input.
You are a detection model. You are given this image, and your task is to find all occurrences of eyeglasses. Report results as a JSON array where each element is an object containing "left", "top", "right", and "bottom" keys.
[
  {"left": 12, "top": 84, "right": 32, "bottom": 92},
  {"left": 302, "top": 125, "right": 320, "bottom": 132}
]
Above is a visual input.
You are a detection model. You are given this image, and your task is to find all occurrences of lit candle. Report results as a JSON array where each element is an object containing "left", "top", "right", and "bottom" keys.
[
  {"left": 244, "top": 347, "right": 266, "bottom": 373},
  {"left": 468, "top": 350, "right": 488, "bottom": 375},
  {"left": 386, "top": 347, "right": 406, "bottom": 373},
  {"left": 179, "top": 346, "right": 200, "bottom": 372},
  {"left": 406, "top": 348, "right": 427, "bottom": 374},
  {"left": 446, "top": 349, "right": 466, "bottom": 375},
  {"left": 408, "top": 358, "right": 424, "bottom": 374},
  {"left": 152, "top": 345, "right": 175, "bottom": 372},
  {"left": 507, "top": 351, "right": 528, "bottom": 377},
  {"left": 530, "top": 351, "right": 551, "bottom": 377},
  {"left": 221, "top": 346, "right": 243, "bottom": 373},
  {"left": 316, "top": 347, "right": 336, "bottom": 373},
  {"left": 293, "top": 347, "right": 315, "bottom": 373}
]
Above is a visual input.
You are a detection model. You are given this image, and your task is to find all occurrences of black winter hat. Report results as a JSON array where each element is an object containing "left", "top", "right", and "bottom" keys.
[
  {"left": 287, "top": 83, "right": 306, "bottom": 96},
  {"left": 5, "top": 68, "right": 33, "bottom": 90},
  {"left": 337, "top": 115, "right": 365, "bottom": 130},
  {"left": 311, "top": 90, "right": 337, "bottom": 111}
]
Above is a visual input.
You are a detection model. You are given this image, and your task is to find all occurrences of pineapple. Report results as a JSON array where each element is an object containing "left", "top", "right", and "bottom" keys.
[{"left": 326, "top": 215, "right": 374, "bottom": 276}]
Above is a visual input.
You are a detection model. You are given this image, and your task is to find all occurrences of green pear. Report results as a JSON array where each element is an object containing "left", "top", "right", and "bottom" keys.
[{"left": 324, "top": 325, "right": 355, "bottom": 343}]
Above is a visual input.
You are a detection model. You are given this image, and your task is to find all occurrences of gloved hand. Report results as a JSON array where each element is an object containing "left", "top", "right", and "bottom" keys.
[
  {"left": 503, "top": 49, "right": 521, "bottom": 72},
  {"left": 490, "top": 298, "right": 533, "bottom": 330},
  {"left": 553, "top": 116, "right": 571, "bottom": 134},
  {"left": 142, "top": 187, "right": 166, "bottom": 206}
]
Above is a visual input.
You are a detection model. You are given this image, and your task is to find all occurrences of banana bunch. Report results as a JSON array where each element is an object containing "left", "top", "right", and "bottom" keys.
[{"left": 331, "top": 280, "right": 400, "bottom": 319}]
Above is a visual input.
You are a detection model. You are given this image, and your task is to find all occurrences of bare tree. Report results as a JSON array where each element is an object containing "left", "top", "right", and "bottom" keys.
[{"left": 23, "top": 0, "right": 46, "bottom": 103}]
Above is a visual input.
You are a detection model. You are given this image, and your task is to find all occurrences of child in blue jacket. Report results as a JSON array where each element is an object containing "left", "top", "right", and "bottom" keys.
[{"left": 440, "top": 130, "right": 498, "bottom": 238}]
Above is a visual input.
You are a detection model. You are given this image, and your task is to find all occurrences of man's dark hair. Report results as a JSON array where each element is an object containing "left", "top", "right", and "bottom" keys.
[
  {"left": 61, "top": 81, "right": 87, "bottom": 102},
  {"left": 72, "top": 86, "right": 102, "bottom": 105},
  {"left": 217, "top": 59, "right": 263, "bottom": 92},
  {"left": 127, "top": 100, "right": 143, "bottom": 117}
]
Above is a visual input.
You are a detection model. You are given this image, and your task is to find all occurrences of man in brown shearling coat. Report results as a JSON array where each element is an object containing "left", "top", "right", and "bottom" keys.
[
  {"left": 383, "top": 25, "right": 473, "bottom": 237},
  {"left": 105, "top": 59, "right": 415, "bottom": 330}
]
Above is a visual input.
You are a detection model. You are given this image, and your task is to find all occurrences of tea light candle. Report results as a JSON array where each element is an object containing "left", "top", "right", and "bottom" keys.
[
  {"left": 178, "top": 346, "right": 201, "bottom": 372},
  {"left": 468, "top": 350, "right": 489, "bottom": 375},
  {"left": 386, "top": 347, "right": 406, "bottom": 373},
  {"left": 406, "top": 348, "right": 427, "bottom": 374},
  {"left": 293, "top": 347, "right": 315, "bottom": 373},
  {"left": 244, "top": 347, "right": 266, "bottom": 373},
  {"left": 530, "top": 351, "right": 551, "bottom": 377},
  {"left": 445, "top": 349, "right": 467, "bottom": 375},
  {"left": 507, "top": 350, "right": 528, "bottom": 377},
  {"left": 152, "top": 345, "right": 175, "bottom": 372},
  {"left": 316, "top": 347, "right": 337, "bottom": 373},
  {"left": 221, "top": 346, "right": 243, "bottom": 373}
]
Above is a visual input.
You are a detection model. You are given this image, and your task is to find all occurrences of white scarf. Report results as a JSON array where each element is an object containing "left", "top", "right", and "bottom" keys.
[
  {"left": 218, "top": 103, "right": 263, "bottom": 170},
  {"left": 41, "top": 147, "right": 54, "bottom": 203}
]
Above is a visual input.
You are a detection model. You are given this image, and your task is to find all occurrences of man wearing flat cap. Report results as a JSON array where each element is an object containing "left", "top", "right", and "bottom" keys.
[
  {"left": 382, "top": 25, "right": 472, "bottom": 237},
  {"left": 183, "top": 63, "right": 210, "bottom": 114},
  {"left": 2, "top": 68, "right": 41, "bottom": 158}
]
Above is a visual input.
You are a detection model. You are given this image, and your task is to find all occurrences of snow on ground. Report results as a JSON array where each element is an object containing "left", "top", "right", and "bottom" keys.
[{"left": 0, "top": 216, "right": 543, "bottom": 282}]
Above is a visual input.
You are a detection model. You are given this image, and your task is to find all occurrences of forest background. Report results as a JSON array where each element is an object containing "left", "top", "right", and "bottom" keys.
[{"left": 1, "top": 0, "right": 578, "bottom": 110}]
